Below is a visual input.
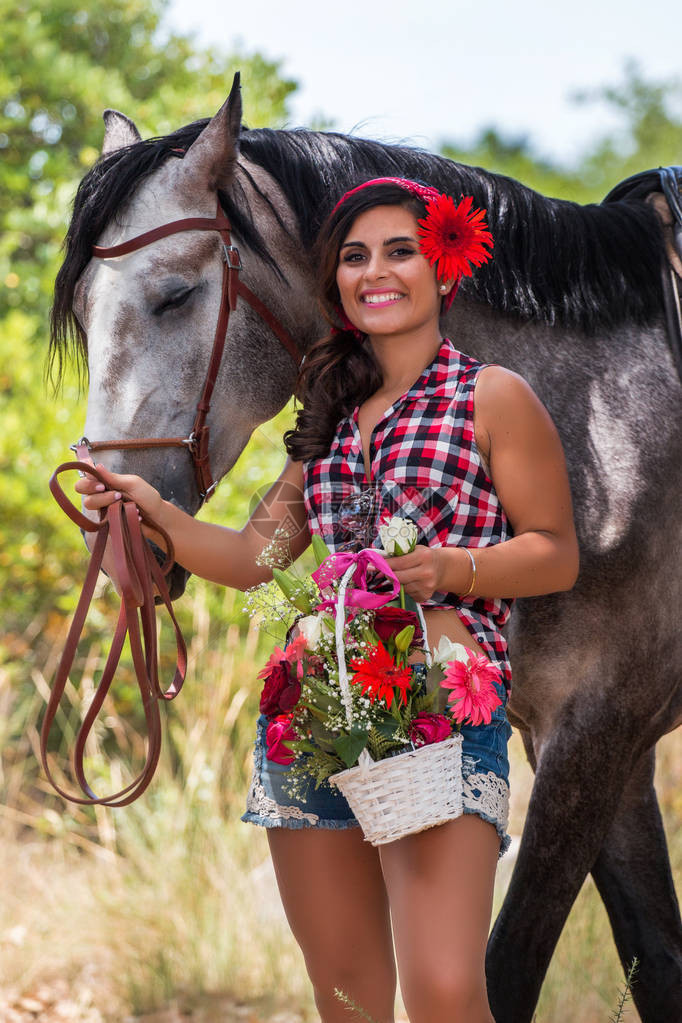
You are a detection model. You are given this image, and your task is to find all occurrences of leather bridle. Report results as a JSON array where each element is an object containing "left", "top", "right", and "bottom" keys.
[{"left": 76, "top": 199, "right": 303, "bottom": 502}]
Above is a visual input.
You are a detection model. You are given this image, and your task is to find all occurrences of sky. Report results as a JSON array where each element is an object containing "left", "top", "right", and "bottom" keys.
[{"left": 167, "top": 0, "right": 682, "bottom": 166}]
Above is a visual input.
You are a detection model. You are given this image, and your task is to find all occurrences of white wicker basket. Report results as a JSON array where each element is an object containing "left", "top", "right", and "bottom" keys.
[
  {"left": 327, "top": 557, "right": 464, "bottom": 846},
  {"left": 330, "top": 736, "right": 463, "bottom": 845}
]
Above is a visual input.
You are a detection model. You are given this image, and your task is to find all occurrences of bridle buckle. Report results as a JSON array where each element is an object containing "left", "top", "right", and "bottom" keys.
[
  {"left": 182, "top": 432, "right": 199, "bottom": 456},
  {"left": 70, "top": 436, "right": 92, "bottom": 454},
  {"left": 222, "top": 243, "right": 242, "bottom": 271}
]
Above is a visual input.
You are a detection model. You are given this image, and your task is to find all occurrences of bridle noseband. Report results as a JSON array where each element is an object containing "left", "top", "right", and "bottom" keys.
[{"left": 77, "top": 199, "right": 303, "bottom": 501}]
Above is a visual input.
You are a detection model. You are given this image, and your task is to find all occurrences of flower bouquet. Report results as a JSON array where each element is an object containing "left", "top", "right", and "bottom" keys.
[{"left": 249, "top": 519, "right": 503, "bottom": 845}]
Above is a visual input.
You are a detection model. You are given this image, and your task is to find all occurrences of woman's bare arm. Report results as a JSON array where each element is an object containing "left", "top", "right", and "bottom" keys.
[
  {"left": 75, "top": 456, "right": 311, "bottom": 591},
  {"left": 384, "top": 366, "right": 580, "bottom": 601}
]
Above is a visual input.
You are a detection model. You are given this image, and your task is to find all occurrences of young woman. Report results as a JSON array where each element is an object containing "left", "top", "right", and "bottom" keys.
[{"left": 76, "top": 178, "right": 579, "bottom": 1023}]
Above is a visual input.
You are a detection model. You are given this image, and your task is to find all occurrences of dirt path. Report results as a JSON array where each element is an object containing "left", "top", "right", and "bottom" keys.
[{"left": 0, "top": 984, "right": 410, "bottom": 1022}]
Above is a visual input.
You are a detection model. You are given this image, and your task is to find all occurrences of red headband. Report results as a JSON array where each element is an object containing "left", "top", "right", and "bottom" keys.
[
  {"left": 330, "top": 177, "right": 442, "bottom": 216},
  {"left": 331, "top": 177, "right": 494, "bottom": 313}
]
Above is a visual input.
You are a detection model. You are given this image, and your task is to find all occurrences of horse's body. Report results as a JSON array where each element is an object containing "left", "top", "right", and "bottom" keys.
[{"left": 51, "top": 79, "right": 682, "bottom": 1021}]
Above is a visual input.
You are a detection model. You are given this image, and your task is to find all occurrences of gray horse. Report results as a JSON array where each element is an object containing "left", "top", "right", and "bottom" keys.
[{"left": 50, "top": 75, "right": 682, "bottom": 1022}]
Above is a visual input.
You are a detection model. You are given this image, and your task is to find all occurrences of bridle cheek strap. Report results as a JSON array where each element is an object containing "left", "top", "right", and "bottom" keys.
[{"left": 87, "top": 200, "right": 302, "bottom": 502}]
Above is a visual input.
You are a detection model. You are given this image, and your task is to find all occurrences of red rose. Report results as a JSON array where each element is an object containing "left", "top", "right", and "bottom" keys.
[
  {"left": 409, "top": 713, "right": 452, "bottom": 747},
  {"left": 278, "top": 676, "right": 302, "bottom": 711},
  {"left": 265, "top": 715, "right": 298, "bottom": 765},
  {"left": 259, "top": 662, "right": 301, "bottom": 717},
  {"left": 373, "top": 606, "right": 423, "bottom": 646}
]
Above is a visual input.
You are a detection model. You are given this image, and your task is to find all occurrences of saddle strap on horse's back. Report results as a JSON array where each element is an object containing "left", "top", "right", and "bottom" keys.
[
  {"left": 41, "top": 457, "right": 187, "bottom": 806},
  {"left": 603, "top": 165, "right": 682, "bottom": 381}
]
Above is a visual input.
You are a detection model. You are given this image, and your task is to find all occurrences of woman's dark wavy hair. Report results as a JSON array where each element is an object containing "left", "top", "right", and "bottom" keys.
[{"left": 283, "top": 181, "right": 433, "bottom": 461}]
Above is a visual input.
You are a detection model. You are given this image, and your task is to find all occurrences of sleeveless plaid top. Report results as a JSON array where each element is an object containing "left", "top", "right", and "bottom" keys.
[{"left": 302, "top": 337, "right": 514, "bottom": 689}]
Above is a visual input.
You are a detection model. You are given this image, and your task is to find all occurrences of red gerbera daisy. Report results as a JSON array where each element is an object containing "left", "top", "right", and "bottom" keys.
[
  {"left": 349, "top": 641, "right": 413, "bottom": 709},
  {"left": 417, "top": 194, "right": 493, "bottom": 283}
]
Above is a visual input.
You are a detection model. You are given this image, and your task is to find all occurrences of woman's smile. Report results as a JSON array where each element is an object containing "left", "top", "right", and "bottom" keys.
[{"left": 360, "top": 289, "right": 406, "bottom": 306}]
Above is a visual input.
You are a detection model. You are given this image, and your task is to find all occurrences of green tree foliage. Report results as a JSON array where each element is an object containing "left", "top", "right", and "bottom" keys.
[
  {"left": 441, "top": 61, "right": 682, "bottom": 204},
  {"left": 577, "top": 59, "right": 682, "bottom": 195},
  {"left": 0, "top": 0, "right": 296, "bottom": 329}
]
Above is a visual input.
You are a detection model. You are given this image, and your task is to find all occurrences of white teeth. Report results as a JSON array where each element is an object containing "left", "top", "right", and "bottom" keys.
[{"left": 362, "top": 293, "right": 403, "bottom": 304}]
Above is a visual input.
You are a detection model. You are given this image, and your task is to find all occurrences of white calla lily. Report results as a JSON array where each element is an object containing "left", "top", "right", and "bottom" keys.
[{"left": 432, "top": 635, "right": 470, "bottom": 668}]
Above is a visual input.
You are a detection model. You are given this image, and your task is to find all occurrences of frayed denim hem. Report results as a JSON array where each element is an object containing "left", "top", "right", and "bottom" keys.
[
  {"left": 461, "top": 806, "right": 511, "bottom": 859},
  {"left": 240, "top": 810, "right": 361, "bottom": 831}
]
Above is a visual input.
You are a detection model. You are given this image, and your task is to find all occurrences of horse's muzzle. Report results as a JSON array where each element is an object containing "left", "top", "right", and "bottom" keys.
[{"left": 147, "top": 538, "right": 190, "bottom": 600}]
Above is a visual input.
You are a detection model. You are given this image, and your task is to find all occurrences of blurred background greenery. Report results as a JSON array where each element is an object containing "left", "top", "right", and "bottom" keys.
[{"left": 1, "top": 1, "right": 680, "bottom": 1019}]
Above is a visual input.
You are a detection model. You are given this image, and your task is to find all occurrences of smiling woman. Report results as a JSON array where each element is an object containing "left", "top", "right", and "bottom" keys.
[{"left": 254, "top": 177, "right": 579, "bottom": 1022}]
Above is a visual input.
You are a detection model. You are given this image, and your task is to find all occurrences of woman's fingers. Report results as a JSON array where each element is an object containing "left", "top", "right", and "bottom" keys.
[
  {"left": 82, "top": 491, "right": 123, "bottom": 512},
  {"left": 73, "top": 463, "right": 164, "bottom": 521},
  {"left": 74, "top": 474, "right": 121, "bottom": 508}
]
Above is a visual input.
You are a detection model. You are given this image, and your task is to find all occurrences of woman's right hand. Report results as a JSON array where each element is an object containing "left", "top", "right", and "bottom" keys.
[{"left": 74, "top": 463, "right": 165, "bottom": 524}]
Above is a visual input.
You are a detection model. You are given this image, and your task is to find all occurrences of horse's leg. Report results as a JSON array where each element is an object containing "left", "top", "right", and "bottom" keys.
[
  {"left": 485, "top": 687, "right": 637, "bottom": 1023},
  {"left": 590, "top": 745, "right": 682, "bottom": 1023}
]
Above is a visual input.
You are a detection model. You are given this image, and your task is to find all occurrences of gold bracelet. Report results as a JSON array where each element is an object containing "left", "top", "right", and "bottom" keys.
[{"left": 460, "top": 548, "right": 477, "bottom": 598}]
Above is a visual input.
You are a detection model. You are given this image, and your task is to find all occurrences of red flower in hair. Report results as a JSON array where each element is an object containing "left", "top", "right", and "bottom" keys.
[{"left": 417, "top": 195, "right": 493, "bottom": 283}]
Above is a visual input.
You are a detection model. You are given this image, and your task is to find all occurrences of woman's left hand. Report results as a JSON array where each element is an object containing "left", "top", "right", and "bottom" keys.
[{"left": 383, "top": 544, "right": 444, "bottom": 603}]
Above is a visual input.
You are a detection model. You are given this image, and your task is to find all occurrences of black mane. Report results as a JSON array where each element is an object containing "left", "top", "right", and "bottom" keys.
[{"left": 50, "top": 119, "right": 665, "bottom": 377}]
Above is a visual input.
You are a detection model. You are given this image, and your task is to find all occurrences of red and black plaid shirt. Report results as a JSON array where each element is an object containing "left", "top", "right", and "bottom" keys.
[{"left": 303, "top": 338, "right": 514, "bottom": 689}]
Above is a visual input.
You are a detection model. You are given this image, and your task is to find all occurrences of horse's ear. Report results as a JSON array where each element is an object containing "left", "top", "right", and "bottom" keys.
[
  {"left": 101, "top": 109, "right": 142, "bottom": 155},
  {"left": 179, "top": 71, "right": 242, "bottom": 192}
]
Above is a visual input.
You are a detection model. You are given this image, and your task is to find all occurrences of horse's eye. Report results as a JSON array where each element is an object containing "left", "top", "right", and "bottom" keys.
[{"left": 153, "top": 287, "right": 196, "bottom": 316}]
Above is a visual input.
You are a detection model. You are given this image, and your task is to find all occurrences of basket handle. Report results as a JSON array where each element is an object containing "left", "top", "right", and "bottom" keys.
[{"left": 334, "top": 558, "right": 432, "bottom": 730}]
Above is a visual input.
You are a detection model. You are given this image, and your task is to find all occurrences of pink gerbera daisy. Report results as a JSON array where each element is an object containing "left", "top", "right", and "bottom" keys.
[{"left": 441, "top": 648, "right": 503, "bottom": 726}]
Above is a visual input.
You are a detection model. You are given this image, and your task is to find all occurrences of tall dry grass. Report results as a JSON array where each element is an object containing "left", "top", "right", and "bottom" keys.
[
  {"left": 2, "top": 582, "right": 317, "bottom": 1019},
  {"left": 1, "top": 578, "right": 679, "bottom": 1021}
]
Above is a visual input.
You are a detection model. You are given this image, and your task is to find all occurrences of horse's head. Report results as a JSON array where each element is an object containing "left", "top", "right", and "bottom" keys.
[{"left": 53, "top": 74, "right": 322, "bottom": 593}]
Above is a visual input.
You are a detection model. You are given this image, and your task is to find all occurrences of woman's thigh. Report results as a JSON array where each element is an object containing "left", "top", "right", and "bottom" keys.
[
  {"left": 380, "top": 815, "right": 499, "bottom": 1022},
  {"left": 267, "top": 827, "right": 396, "bottom": 1020}
]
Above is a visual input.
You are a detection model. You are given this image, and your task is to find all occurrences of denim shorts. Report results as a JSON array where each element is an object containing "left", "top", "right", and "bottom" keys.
[{"left": 242, "top": 664, "right": 512, "bottom": 856}]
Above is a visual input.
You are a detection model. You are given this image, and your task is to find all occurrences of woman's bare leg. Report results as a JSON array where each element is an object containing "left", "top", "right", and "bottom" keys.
[
  {"left": 380, "top": 815, "right": 499, "bottom": 1023},
  {"left": 268, "top": 827, "right": 396, "bottom": 1022}
]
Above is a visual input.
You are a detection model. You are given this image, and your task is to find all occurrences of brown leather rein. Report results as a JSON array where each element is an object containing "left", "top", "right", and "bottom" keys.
[
  {"left": 42, "top": 458, "right": 187, "bottom": 806},
  {"left": 41, "top": 202, "right": 303, "bottom": 806}
]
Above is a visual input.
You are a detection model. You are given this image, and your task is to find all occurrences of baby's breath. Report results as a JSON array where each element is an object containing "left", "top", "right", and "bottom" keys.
[
  {"left": 242, "top": 579, "right": 297, "bottom": 641},
  {"left": 255, "top": 524, "right": 296, "bottom": 569}
]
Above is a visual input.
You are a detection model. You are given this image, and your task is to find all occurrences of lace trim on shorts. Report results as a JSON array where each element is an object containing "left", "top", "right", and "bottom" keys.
[
  {"left": 244, "top": 731, "right": 320, "bottom": 826},
  {"left": 461, "top": 753, "right": 511, "bottom": 856},
  {"left": 462, "top": 770, "right": 510, "bottom": 832}
]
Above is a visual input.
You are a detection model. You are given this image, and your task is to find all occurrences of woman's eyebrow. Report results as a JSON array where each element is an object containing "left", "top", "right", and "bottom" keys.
[{"left": 340, "top": 235, "right": 417, "bottom": 250}]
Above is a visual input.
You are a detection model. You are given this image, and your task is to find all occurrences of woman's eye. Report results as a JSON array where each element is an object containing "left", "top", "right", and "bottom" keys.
[
  {"left": 341, "top": 252, "right": 365, "bottom": 264},
  {"left": 391, "top": 247, "right": 416, "bottom": 257},
  {"left": 153, "top": 287, "right": 196, "bottom": 316}
]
